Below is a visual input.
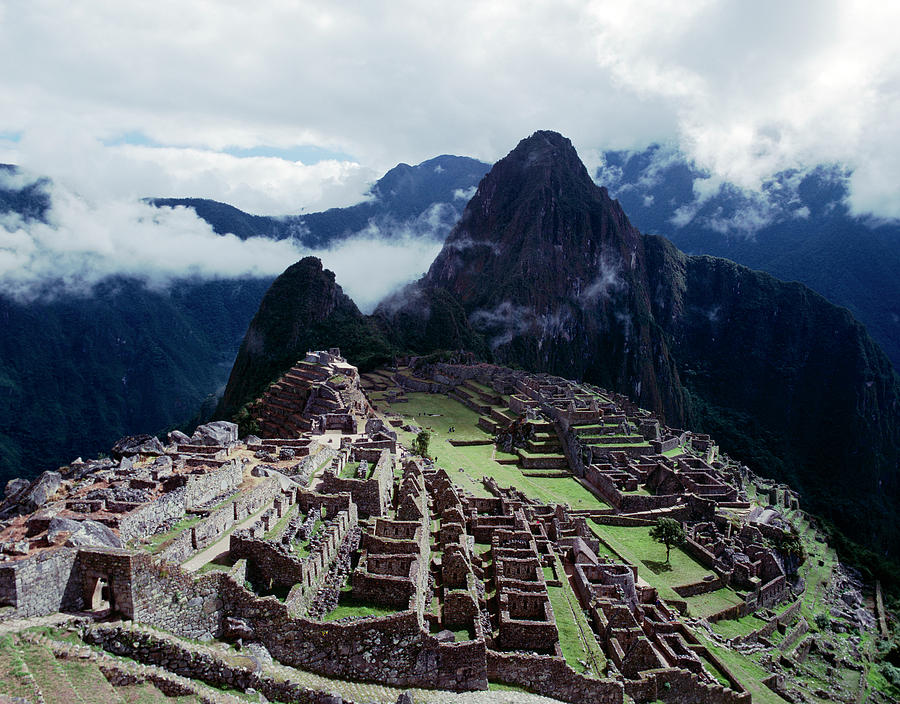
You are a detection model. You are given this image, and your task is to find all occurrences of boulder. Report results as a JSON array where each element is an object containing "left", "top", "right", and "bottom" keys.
[
  {"left": 223, "top": 616, "right": 254, "bottom": 641},
  {"left": 4, "top": 478, "right": 29, "bottom": 499},
  {"left": 396, "top": 692, "right": 415, "bottom": 704},
  {"left": 191, "top": 421, "right": 238, "bottom": 447},
  {"left": 48, "top": 517, "right": 123, "bottom": 549},
  {"left": 244, "top": 434, "right": 262, "bottom": 445},
  {"left": 23, "top": 471, "right": 62, "bottom": 511},
  {"left": 167, "top": 429, "right": 193, "bottom": 445},
  {"left": 111, "top": 434, "right": 165, "bottom": 459},
  {"left": 5, "top": 541, "right": 29, "bottom": 555}
]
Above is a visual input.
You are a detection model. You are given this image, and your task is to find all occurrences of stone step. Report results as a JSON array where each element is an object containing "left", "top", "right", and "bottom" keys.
[
  {"left": 54, "top": 651, "right": 125, "bottom": 704},
  {"left": 0, "top": 636, "right": 43, "bottom": 703},
  {"left": 18, "top": 640, "right": 84, "bottom": 704}
]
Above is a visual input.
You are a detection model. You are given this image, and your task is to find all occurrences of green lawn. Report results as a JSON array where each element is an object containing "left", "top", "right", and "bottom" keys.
[
  {"left": 546, "top": 557, "right": 606, "bottom": 674},
  {"left": 709, "top": 612, "right": 766, "bottom": 640},
  {"left": 339, "top": 461, "right": 361, "bottom": 479},
  {"left": 588, "top": 521, "right": 743, "bottom": 615},
  {"left": 387, "top": 391, "right": 610, "bottom": 509},
  {"left": 683, "top": 588, "right": 745, "bottom": 619},
  {"left": 589, "top": 522, "right": 714, "bottom": 591}
]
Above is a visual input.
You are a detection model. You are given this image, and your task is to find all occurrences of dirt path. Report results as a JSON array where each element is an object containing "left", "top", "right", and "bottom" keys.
[{"left": 181, "top": 501, "right": 274, "bottom": 573}]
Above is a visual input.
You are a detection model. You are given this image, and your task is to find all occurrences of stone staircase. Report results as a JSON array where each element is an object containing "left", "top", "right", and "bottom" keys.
[{"left": 514, "top": 422, "right": 570, "bottom": 473}]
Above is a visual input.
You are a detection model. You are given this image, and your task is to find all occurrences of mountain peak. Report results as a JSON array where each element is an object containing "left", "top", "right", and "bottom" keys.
[
  {"left": 509, "top": 130, "right": 579, "bottom": 162},
  {"left": 488, "top": 130, "right": 595, "bottom": 189}
]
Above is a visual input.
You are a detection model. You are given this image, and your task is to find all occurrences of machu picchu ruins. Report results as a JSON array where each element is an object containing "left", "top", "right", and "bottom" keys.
[{"left": 0, "top": 349, "right": 887, "bottom": 704}]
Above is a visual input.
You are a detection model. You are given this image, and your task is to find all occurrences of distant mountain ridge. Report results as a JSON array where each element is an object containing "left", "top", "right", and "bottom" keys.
[{"left": 148, "top": 155, "right": 490, "bottom": 248}]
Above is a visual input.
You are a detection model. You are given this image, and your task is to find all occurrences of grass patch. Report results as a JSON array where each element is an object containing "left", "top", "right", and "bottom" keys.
[
  {"left": 146, "top": 513, "right": 203, "bottom": 553},
  {"left": 683, "top": 589, "right": 745, "bottom": 619},
  {"left": 339, "top": 461, "right": 361, "bottom": 479},
  {"left": 699, "top": 636, "right": 788, "bottom": 704},
  {"left": 323, "top": 589, "right": 400, "bottom": 621},
  {"left": 264, "top": 503, "right": 298, "bottom": 540},
  {"left": 709, "top": 613, "right": 765, "bottom": 640},
  {"left": 588, "top": 521, "right": 742, "bottom": 615}
]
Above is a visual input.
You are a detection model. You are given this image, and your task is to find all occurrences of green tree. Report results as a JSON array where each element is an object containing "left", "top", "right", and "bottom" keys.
[
  {"left": 412, "top": 429, "right": 431, "bottom": 458},
  {"left": 650, "top": 517, "right": 686, "bottom": 565}
]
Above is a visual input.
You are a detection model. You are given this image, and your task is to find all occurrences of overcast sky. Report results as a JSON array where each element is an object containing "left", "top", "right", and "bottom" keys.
[{"left": 1, "top": 0, "right": 899, "bottom": 305}]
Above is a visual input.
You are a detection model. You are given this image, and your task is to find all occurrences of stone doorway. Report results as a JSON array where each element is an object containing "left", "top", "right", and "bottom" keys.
[{"left": 87, "top": 575, "right": 113, "bottom": 613}]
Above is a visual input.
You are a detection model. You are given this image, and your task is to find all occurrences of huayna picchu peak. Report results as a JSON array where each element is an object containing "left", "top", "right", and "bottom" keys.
[{"left": 1, "top": 131, "right": 899, "bottom": 704}]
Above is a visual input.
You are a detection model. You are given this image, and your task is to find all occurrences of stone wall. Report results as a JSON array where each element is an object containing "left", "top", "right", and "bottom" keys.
[
  {"left": 183, "top": 461, "right": 243, "bottom": 508},
  {"left": 317, "top": 449, "right": 393, "bottom": 517},
  {"left": 486, "top": 650, "right": 623, "bottom": 704},
  {"left": 0, "top": 548, "right": 80, "bottom": 617},
  {"left": 623, "top": 667, "right": 750, "bottom": 704},
  {"left": 157, "top": 477, "right": 279, "bottom": 564},
  {"left": 231, "top": 506, "right": 357, "bottom": 613},
  {"left": 733, "top": 599, "right": 801, "bottom": 644},
  {"left": 672, "top": 577, "right": 724, "bottom": 598},
  {"left": 85, "top": 624, "right": 360, "bottom": 704},
  {"left": 583, "top": 465, "right": 681, "bottom": 513},
  {"left": 129, "top": 556, "right": 226, "bottom": 641},
  {"left": 219, "top": 578, "right": 488, "bottom": 691},
  {"left": 118, "top": 487, "right": 188, "bottom": 543}
]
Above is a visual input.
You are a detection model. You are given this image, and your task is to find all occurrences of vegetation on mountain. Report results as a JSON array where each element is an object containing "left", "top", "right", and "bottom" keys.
[
  {"left": 369, "top": 131, "right": 900, "bottom": 562},
  {"left": 0, "top": 277, "right": 271, "bottom": 486}
]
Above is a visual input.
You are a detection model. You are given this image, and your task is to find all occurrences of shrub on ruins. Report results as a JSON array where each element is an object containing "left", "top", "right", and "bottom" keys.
[
  {"left": 767, "top": 530, "right": 806, "bottom": 576},
  {"left": 880, "top": 661, "right": 900, "bottom": 689},
  {"left": 814, "top": 612, "right": 831, "bottom": 631},
  {"left": 650, "top": 517, "right": 686, "bottom": 565},
  {"left": 412, "top": 429, "right": 431, "bottom": 458}
]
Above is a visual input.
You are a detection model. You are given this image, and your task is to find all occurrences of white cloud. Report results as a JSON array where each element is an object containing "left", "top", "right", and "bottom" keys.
[
  {"left": 0, "top": 175, "right": 443, "bottom": 311},
  {"left": 585, "top": 0, "right": 900, "bottom": 217},
  {"left": 315, "top": 234, "right": 443, "bottom": 314},
  {"left": 0, "top": 0, "right": 898, "bottom": 241},
  {"left": 4, "top": 128, "right": 375, "bottom": 216}
]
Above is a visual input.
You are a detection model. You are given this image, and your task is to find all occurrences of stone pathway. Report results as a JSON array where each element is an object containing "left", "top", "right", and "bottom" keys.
[{"left": 0, "top": 612, "right": 81, "bottom": 635}]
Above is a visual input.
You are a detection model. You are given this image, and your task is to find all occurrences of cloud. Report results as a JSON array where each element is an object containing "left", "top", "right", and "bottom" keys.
[
  {"left": 585, "top": 0, "right": 900, "bottom": 218},
  {"left": 1, "top": 1, "right": 898, "bottom": 223},
  {"left": 314, "top": 232, "right": 443, "bottom": 313},
  {"left": 578, "top": 255, "right": 626, "bottom": 302},
  {"left": 5, "top": 129, "right": 375, "bottom": 216},
  {"left": 470, "top": 301, "right": 535, "bottom": 350},
  {"left": 0, "top": 176, "right": 443, "bottom": 311}
]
